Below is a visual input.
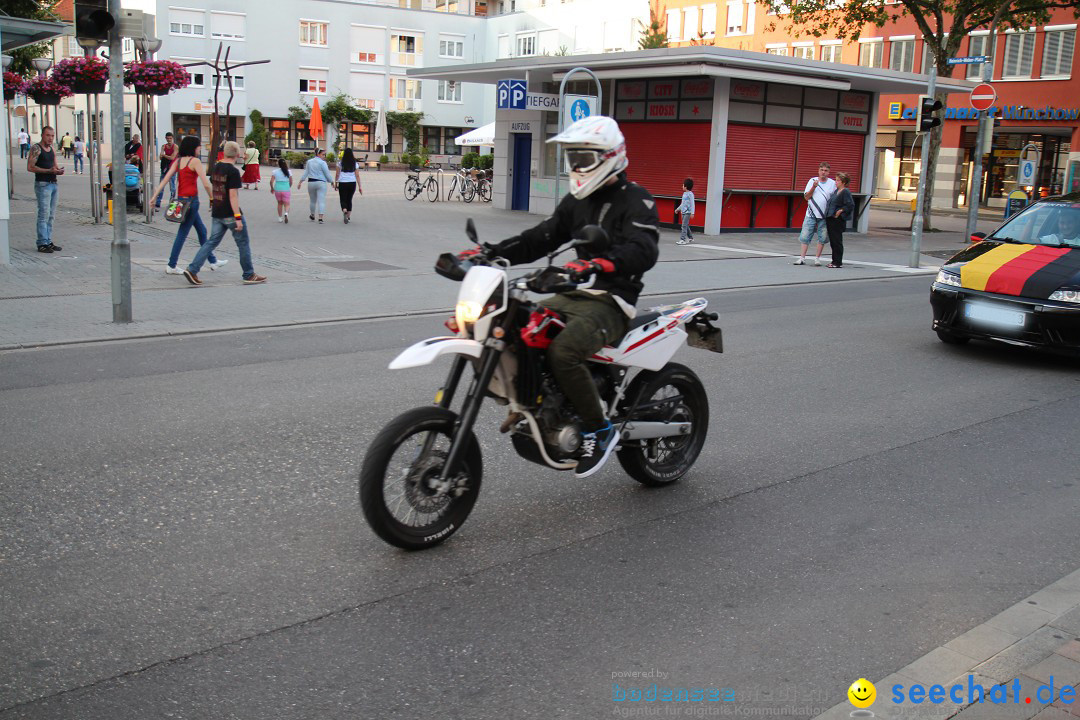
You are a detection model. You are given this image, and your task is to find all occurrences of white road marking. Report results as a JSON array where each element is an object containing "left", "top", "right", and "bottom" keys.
[{"left": 684, "top": 243, "right": 939, "bottom": 274}]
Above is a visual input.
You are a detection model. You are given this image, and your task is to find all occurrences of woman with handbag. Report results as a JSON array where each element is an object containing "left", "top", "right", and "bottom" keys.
[{"left": 151, "top": 135, "right": 228, "bottom": 275}]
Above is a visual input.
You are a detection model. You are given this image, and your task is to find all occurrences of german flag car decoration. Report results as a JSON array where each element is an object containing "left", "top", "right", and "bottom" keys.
[{"left": 930, "top": 196, "right": 1080, "bottom": 354}]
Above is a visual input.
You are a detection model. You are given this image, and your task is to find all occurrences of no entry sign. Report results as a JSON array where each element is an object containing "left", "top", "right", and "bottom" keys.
[{"left": 970, "top": 83, "right": 997, "bottom": 111}]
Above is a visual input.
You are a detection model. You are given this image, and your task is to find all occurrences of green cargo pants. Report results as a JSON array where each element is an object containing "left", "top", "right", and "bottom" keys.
[{"left": 540, "top": 290, "right": 629, "bottom": 431}]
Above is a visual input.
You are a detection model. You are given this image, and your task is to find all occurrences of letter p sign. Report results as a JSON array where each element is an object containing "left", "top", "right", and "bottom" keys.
[{"left": 497, "top": 79, "right": 527, "bottom": 109}]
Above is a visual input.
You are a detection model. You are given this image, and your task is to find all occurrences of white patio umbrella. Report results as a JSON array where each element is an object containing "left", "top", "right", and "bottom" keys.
[
  {"left": 455, "top": 122, "right": 495, "bottom": 147},
  {"left": 374, "top": 103, "right": 389, "bottom": 153}
]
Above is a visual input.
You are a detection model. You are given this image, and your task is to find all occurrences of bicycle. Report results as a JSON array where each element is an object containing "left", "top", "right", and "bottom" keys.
[
  {"left": 444, "top": 163, "right": 476, "bottom": 203},
  {"left": 474, "top": 168, "right": 492, "bottom": 203},
  {"left": 404, "top": 165, "right": 440, "bottom": 202}
]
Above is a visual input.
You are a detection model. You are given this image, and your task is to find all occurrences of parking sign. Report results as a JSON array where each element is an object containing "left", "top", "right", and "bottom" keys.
[{"left": 497, "top": 79, "right": 527, "bottom": 109}]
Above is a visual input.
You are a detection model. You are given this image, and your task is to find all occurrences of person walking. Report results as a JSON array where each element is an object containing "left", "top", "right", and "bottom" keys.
[
  {"left": 156, "top": 132, "right": 178, "bottom": 209},
  {"left": 270, "top": 158, "right": 292, "bottom": 223},
  {"left": 676, "top": 177, "right": 695, "bottom": 245},
  {"left": 334, "top": 148, "right": 361, "bottom": 224},
  {"left": 242, "top": 141, "right": 261, "bottom": 189},
  {"left": 60, "top": 132, "right": 73, "bottom": 159},
  {"left": 27, "top": 125, "right": 64, "bottom": 253},
  {"left": 794, "top": 161, "right": 836, "bottom": 266},
  {"left": 18, "top": 128, "right": 30, "bottom": 159},
  {"left": 150, "top": 135, "right": 227, "bottom": 275},
  {"left": 825, "top": 172, "right": 855, "bottom": 269},
  {"left": 182, "top": 140, "right": 267, "bottom": 286},
  {"left": 296, "top": 147, "right": 334, "bottom": 223},
  {"left": 72, "top": 136, "right": 85, "bottom": 174}
]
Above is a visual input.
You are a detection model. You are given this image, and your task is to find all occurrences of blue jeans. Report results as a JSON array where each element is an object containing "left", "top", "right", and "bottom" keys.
[
  {"left": 156, "top": 168, "right": 177, "bottom": 207},
  {"left": 187, "top": 216, "right": 255, "bottom": 278},
  {"left": 34, "top": 181, "right": 59, "bottom": 247},
  {"left": 798, "top": 214, "right": 829, "bottom": 246},
  {"left": 74, "top": 153, "right": 84, "bottom": 173},
  {"left": 168, "top": 196, "right": 217, "bottom": 269},
  {"left": 680, "top": 213, "right": 693, "bottom": 242},
  {"left": 20, "top": 143, "right": 29, "bottom": 159}
]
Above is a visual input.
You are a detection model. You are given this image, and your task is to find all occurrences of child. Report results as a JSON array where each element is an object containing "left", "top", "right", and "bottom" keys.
[
  {"left": 271, "top": 159, "right": 292, "bottom": 223},
  {"left": 676, "top": 178, "right": 695, "bottom": 245}
]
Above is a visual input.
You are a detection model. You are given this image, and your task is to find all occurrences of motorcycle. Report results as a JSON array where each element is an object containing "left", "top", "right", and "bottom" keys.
[{"left": 360, "top": 220, "right": 723, "bottom": 550}]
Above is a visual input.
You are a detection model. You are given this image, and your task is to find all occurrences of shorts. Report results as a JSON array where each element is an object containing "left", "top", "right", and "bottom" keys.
[
  {"left": 798, "top": 214, "right": 829, "bottom": 246},
  {"left": 274, "top": 191, "right": 291, "bottom": 203}
]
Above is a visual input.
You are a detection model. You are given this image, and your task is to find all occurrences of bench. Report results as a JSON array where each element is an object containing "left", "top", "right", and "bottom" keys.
[{"left": 358, "top": 154, "right": 381, "bottom": 170}]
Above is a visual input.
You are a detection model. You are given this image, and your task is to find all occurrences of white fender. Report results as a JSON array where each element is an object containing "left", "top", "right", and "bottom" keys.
[{"left": 388, "top": 336, "right": 483, "bottom": 370}]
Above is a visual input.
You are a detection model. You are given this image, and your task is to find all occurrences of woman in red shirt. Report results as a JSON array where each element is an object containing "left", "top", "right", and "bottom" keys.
[{"left": 151, "top": 136, "right": 229, "bottom": 274}]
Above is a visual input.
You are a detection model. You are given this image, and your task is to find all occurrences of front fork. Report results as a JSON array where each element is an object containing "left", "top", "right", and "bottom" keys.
[{"left": 435, "top": 339, "right": 504, "bottom": 483}]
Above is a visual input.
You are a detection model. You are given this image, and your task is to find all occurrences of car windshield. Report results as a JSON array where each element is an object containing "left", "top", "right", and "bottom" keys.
[{"left": 990, "top": 202, "right": 1080, "bottom": 247}]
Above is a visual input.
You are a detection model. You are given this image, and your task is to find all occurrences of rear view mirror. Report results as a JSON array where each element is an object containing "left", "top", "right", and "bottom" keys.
[
  {"left": 970, "top": 232, "right": 987, "bottom": 243},
  {"left": 465, "top": 218, "right": 479, "bottom": 246},
  {"left": 573, "top": 225, "right": 610, "bottom": 253},
  {"left": 435, "top": 252, "right": 467, "bottom": 281}
]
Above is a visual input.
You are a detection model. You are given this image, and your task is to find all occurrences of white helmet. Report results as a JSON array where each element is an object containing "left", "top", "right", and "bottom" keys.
[{"left": 547, "top": 115, "right": 628, "bottom": 199}]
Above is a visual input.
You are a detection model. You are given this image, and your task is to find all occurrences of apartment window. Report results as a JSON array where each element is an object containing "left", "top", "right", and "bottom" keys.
[
  {"left": 793, "top": 45, "right": 814, "bottom": 60},
  {"left": 439, "top": 38, "right": 464, "bottom": 58},
  {"left": 435, "top": 0, "right": 460, "bottom": 11},
  {"left": 210, "top": 12, "right": 245, "bottom": 40},
  {"left": 967, "top": 34, "right": 988, "bottom": 80},
  {"left": 701, "top": 5, "right": 717, "bottom": 36},
  {"left": 726, "top": 2, "right": 743, "bottom": 34},
  {"left": 666, "top": 9, "right": 680, "bottom": 41},
  {"left": 268, "top": 119, "right": 290, "bottom": 148},
  {"left": 212, "top": 75, "right": 244, "bottom": 89},
  {"left": 391, "top": 33, "right": 423, "bottom": 65},
  {"left": 820, "top": 43, "right": 842, "bottom": 62},
  {"left": 765, "top": 46, "right": 788, "bottom": 56},
  {"left": 682, "top": 7, "right": 698, "bottom": 41},
  {"left": 300, "top": 20, "right": 328, "bottom": 47},
  {"left": 390, "top": 78, "right": 422, "bottom": 110},
  {"left": 357, "top": 52, "right": 378, "bottom": 63},
  {"left": 438, "top": 80, "right": 461, "bottom": 102},
  {"left": 516, "top": 34, "right": 536, "bottom": 56},
  {"left": 399, "top": 0, "right": 421, "bottom": 8},
  {"left": 299, "top": 77, "right": 326, "bottom": 94},
  {"left": 889, "top": 39, "right": 915, "bottom": 72},
  {"left": 859, "top": 40, "right": 883, "bottom": 68},
  {"left": 187, "top": 70, "right": 205, "bottom": 87},
  {"left": 1042, "top": 29, "right": 1075, "bottom": 78},
  {"left": 1003, "top": 30, "right": 1035, "bottom": 78},
  {"left": 169, "top": 9, "right": 205, "bottom": 37}
]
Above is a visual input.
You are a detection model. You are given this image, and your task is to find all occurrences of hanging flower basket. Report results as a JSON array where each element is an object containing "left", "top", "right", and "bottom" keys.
[
  {"left": 124, "top": 60, "right": 190, "bottom": 96},
  {"left": 3, "top": 72, "right": 26, "bottom": 101},
  {"left": 25, "top": 74, "right": 72, "bottom": 105},
  {"left": 51, "top": 57, "right": 108, "bottom": 94}
]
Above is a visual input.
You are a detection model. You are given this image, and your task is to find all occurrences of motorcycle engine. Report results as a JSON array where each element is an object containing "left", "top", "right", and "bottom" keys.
[{"left": 535, "top": 382, "right": 581, "bottom": 458}]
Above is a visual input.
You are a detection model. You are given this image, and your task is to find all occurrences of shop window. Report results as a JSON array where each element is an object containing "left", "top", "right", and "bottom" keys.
[
  {"left": 443, "top": 128, "right": 462, "bottom": 156},
  {"left": 859, "top": 40, "right": 883, "bottom": 68},
  {"left": 1042, "top": 29, "right": 1075, "bottom": 78},
  {"left": 424, "top": 126, "right": 441, "bottom": 154},
  {"left": 1003, "top": 31, "right": 1035, "bottom": 78},
  {"left": 351, "top": 124, "right": 371, "bottom": 152},
  {"left": 268, "top": 119, "right": 290, "bottom": 148},
  {"left": 300, "top": 21, "right": 328, "bottom": 47},
  {"left": 793, "top": 45, "right": 814, "bottom": 60},
  {"left": 820, "top": 44, "right": 842, "bottom": 62},
  {"left": 889, "top": 39, "right": 915, "bottom": 72},
  {"left": 967, "top": 35, "right": 988, "bottom": 80}
]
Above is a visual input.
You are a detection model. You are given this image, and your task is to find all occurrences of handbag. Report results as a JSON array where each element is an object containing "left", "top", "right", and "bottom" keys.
[{"left": 165, "top": 197, "right": 191, "bottom": 224}]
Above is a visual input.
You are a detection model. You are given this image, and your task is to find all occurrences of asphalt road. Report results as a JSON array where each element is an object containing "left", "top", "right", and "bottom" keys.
[{"left": 2, "top": 275, "right": 1079, "bottom": 719}]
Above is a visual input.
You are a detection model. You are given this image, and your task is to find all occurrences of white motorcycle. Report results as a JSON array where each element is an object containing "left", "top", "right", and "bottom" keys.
[{"left": 360, "top": 221, "right": 723, "bottom": 550}]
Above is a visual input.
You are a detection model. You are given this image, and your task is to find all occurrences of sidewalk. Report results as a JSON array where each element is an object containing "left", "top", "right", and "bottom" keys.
[{"left": 0, "top": 170, "right": 1001, "bottom": 349}]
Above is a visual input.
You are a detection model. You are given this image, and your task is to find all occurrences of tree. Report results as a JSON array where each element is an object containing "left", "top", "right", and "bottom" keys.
[
  {"left": 5, "top": 0, "right": 61, "bottom": 78},
  {"left": 386, "top": 111, "right": 424, "bottom": 153},
  {"left": 761, "top": 0, "right": 1080, "bottom": 230},
  {"left": 639, "top": 7, "right": 669, "bottom": 49}
]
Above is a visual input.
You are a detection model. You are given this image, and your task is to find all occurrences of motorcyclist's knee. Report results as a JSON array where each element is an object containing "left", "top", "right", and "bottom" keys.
[{"left": 547, "top": 336, "right": 586, "bottom": 372}]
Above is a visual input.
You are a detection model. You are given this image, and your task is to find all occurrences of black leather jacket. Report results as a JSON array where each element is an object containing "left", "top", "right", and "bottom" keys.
[{"left": 489, "top": 173, "right": 660, "bottom": 307}]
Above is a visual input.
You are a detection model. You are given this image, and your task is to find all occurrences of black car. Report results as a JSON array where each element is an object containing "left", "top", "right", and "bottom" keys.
[{"left": 930, "top": 192, "right": 1080, "bottom": 354}]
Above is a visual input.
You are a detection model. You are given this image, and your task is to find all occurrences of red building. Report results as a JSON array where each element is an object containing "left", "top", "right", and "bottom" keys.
[{"left": 656, "top": 1, "right": 1079, "bottom": 209}]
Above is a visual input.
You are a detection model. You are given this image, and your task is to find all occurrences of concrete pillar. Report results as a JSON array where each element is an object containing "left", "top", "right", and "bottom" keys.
[
  {"left": 932, "top": 146, "right": 964, "bottom": 210},
  {"left": 703, "top": 77, "right": 729, "bottom": 236}
]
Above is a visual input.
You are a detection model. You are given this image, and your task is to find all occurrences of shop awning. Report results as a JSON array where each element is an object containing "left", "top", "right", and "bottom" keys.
[{"left": 455, "top": 123, "right": 495, "bottom": 147}]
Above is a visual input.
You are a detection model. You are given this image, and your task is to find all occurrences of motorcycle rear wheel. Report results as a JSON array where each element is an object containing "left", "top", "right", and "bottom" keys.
[
  {"left": 616, "top": 363, "right": 709, "bottom": 486},
  {"left": 360, "top": 406, "right": 483, "bottom": 550}
]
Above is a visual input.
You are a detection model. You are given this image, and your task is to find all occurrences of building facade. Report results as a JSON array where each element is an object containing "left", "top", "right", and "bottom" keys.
[{"left": 654, "top": 0, "right": 1080, "bottom": 209}]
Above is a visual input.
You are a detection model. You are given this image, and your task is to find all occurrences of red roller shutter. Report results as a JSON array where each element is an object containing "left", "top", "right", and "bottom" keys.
[
  {"left": 724, "top": 125, "right": 797, "bottom": 190},
  {"left": 795, "top": 130, "right": 865, "bottom": 192},
  {"left": 621, "top": 121, "right": 711, "bottom": 199}
]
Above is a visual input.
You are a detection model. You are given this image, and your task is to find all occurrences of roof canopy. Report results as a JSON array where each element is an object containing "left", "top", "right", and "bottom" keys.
[
  {"left": 409, "top": 45, "right": 975, "bottom": 96},
  {"left": 0, "top": 12, "right": 69, "bottom": 53},
  {"left": 455, "top": 122, "right": 495, "bottom": 147}
]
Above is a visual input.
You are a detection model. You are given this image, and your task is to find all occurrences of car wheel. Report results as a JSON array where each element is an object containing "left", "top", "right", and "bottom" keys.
[{"left": 936, "top": 329, "right": 970, "bottom": 345}]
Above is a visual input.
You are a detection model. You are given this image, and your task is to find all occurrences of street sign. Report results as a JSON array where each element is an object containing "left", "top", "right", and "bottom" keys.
[
  {"left": 562, "top": 94, "right": 597, "bottom": 128},
  {"left": 1006, "top": 190, "right": 1029, "bottom": 218},
  {"left": 948, "top": 56, "right": 988, "bottom": 65},
  {"left": 970, "top": 83, "right": 996, "bottom": 111},
  {"left": 1018, "top": 144, "right": 1039, "bottom": 186}
]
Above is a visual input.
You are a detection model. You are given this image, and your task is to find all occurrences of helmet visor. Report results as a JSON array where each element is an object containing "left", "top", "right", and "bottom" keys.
[{"left": 565, "top": 149, "right": 604, "bottom": 173}]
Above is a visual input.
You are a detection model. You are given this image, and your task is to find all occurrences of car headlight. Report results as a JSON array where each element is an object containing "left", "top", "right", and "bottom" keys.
[
  {"left": 1049, "top": 288, "right": 1080, "bottom": 304},
  {"left": 935, "top": 270, "right": 961, "bottom": 287},
  {"left": 455, "top": 300, "right": 483, "bottom": 329}
]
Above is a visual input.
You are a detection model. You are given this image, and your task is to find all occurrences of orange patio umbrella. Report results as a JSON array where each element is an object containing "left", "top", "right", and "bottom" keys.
[{"left": 309, "top": 97, "right": 325, "bottom": 149}]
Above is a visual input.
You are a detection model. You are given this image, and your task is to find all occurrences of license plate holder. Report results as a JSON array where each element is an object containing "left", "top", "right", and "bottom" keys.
[{"left": 963, "top": 302, "right": 1026, "bottom": 329}]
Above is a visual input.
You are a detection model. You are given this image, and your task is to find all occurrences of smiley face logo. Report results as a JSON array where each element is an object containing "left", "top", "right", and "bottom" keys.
[{"left": 848, "top": 678, "right": 876, "bottom": 708}]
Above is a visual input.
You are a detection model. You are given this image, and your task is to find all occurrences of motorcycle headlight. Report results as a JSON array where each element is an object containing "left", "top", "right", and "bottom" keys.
[
  {"left": 1048, "top": 288, "right": 1080, "bottom": 304},
  {"left": 455, "top": 300, "right": 483, "bottom": 329},
  {"left": 935, "top": 270, "right": 961, "bottom": 287}
]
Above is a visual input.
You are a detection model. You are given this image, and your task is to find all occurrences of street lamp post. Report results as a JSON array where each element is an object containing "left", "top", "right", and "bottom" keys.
[
  {"left": 2, "top": 54, "right": 13, "bottom": 201},
  {"left": 30, "top": 57, "right": 53, "bottom": 129},
  {"left": 134, "top": 37, "right": 161, "bottom": 224}
]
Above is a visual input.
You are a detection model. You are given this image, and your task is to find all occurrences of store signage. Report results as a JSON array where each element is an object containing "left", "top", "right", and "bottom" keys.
[
  {"left": 647, "top": 101, "right": 678, "bottom": 119},
  {"left": 510, "top": 122, "right": 531, "bottom": 132},
  {"left": 888, "top": 101, "right": 903, "bottom": 120},
  {"left": 617, "top": 81, "right": 646, "bottom": 100},
  {"left": 681, "top": 78, "right": 714, "bottom": 98},
  {"left": 649, "top": 80, "right": 679, "bottom": 99},
  {"left": 839, "top": 92, "right": 870, "bottom": 112},
  {"left": 497, "top": 79, "right": 560, "bottom": 110},
  {"left": 839, "top": 112, "right": 868, "bottom": 130},
  {"left": 731, "top": 80, "right": 764, "bottom": 101},
  {"left": 889, "top": 103, "right": 1080, "bottom": 121}
]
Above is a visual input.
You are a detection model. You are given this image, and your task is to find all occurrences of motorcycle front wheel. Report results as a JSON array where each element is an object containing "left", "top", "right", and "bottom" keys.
[
  {"left": 616, "top": 363, "right": 709, "bottom": 487},
  {"left": 360, "top": 406, "right": 483, "bottom": 550}
]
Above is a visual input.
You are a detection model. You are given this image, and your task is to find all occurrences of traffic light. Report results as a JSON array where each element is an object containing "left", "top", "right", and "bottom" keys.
[
  {"left": 916, "top": 95, "right": 943, "bottom": 132},
  {"left": 75, "top": 0, "right": 115, "bottom": 44}
]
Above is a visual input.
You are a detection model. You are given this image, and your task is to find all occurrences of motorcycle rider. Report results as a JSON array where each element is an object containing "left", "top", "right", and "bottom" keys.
[{"left": 460, "top": 116, "right": 660, "bottom": 478}]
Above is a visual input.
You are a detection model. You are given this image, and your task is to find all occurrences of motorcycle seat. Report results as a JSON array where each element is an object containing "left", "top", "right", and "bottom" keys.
[{"left": 627, "top": 311, "right": 661, "bottom": 331}]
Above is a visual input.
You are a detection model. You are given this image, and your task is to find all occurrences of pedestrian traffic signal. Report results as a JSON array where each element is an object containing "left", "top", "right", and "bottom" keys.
[
  {"left": 916, "top": 95, "right": 943, "bottom": 132},
  {"left": 75, "top": 0, "right": 115, "bottom": 43}
]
